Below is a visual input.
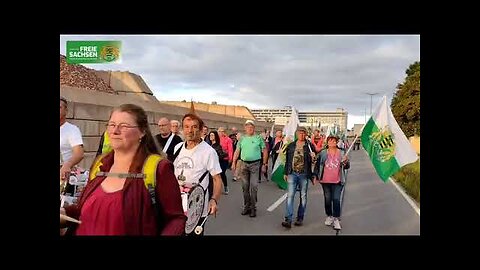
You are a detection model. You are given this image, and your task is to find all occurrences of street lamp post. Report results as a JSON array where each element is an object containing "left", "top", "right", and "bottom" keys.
[{"left": 366, "top": 92, "right": 379, "bottom": 116}]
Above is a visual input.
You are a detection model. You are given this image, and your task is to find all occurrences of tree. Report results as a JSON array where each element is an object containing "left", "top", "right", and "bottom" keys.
[{"left": 391, "top": 61, "right": 420, "bottom": 137}]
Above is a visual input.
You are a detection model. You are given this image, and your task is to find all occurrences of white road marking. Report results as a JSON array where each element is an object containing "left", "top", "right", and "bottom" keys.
[
  {"left": 389, "top": 177, "right": 420, "bottom": 216},
  {"left": 267, "top": 193, "right": 288, "bottom": 212}
]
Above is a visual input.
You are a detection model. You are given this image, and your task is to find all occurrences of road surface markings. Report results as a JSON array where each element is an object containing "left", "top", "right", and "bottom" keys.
[
  {"left": 389, "top": 177, "right": 420, "bottom": 216},
  {"left": 267, "top": 193, "right": 288, "bottom": 212}
]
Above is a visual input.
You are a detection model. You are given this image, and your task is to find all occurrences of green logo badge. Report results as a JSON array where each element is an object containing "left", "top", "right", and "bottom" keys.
[
  {"left": 67, "top": 41, "right": 121, "bottom": 64},
  {"left": 100, "top": 45, "right": 120, "bottom": 62},
  {"left": 369, "top": 126, "right": 395, "bottom": 162}
]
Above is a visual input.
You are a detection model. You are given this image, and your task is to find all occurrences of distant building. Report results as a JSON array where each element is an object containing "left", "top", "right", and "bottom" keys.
[
  {"left": 251, "top": 107, "right": 348, "bottom": 133},
  {"left": 298, "top": 108, "right": 348, "bottom": 132},
  {"left": 353, "top": 124, "right": 365, "bottom": 137},
  {"left": 250, "top": 108, "right": 297, "bottom": 125}
]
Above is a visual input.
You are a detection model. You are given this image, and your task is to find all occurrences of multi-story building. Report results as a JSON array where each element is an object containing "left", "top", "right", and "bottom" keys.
[
  {"left": 250, "top": 108, "right": 298, "bottom": 125},
  {"left": 298, "top": 108, "right": 348, "bottom": 132},
  {"left": 251, "top": 107, "right": 348, "bottom": 132}
]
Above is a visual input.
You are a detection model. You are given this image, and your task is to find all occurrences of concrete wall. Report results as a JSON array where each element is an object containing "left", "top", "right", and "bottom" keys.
[
  {"left": 94, "top": 71, "right": 157, "bottom": 102},
  {"left": 162, "top": 101, "right": 256, "bottom": 120},
  {"left": 60, "top": 85, "right": 270, "bottom": 169}
]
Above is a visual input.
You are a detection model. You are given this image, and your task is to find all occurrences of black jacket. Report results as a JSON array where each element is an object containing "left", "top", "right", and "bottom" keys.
[
  {"left": 270, "top": 139, "right": 283, "bottom": 156},
  {"left": 154, "top": 133, "right": 184, "bottom": 162},
  {"left": 284, "top": 140, "right": 316, "bottom": 179},
  {"left": 211, "top": 142, "right": 228, "bottom": 160}
]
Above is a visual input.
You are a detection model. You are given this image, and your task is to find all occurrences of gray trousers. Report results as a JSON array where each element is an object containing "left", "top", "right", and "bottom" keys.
[{"left": 239, "top": 160, "right": 260, "bottom": 210}]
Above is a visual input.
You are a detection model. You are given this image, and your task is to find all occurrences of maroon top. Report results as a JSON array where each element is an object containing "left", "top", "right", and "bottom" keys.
[
  {"left": 75, "top": 186, "right": 125, "bottom": 235},
  {"left": 64, "top": 151, "right": 186, "bottom": 236}
]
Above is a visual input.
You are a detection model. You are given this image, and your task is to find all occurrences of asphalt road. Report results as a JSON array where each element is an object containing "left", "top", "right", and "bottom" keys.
[{"left": 204, "top": 148, "right": 420, "bottom": 235}]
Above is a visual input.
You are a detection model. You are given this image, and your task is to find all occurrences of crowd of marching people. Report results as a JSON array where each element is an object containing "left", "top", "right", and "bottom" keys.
[{"left": 60, "top": 97, "right": 353, "bottom": 236}]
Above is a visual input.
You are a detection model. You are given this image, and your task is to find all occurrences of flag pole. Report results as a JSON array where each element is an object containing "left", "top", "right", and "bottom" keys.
[
  {"left": 344, "top": 134, "right": 358, "bottom": 156},
  {"left": 344, "top": 117, "right": 368, "bottom": 156},
  {"left": 345, "top": 95, "right": 385, "bottom": 157}
]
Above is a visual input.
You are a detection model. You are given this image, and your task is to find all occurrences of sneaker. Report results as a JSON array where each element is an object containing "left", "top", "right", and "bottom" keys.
[
  {"left": 223, "top": 187, "right": 229, "bottom": 195},
  {"left": 249, "top": 209, "right": 257, "bottom": 217},
  {"left": 232, "top": 177, "right": 237, "bottom": 182},
  {"left": 281, "top": 221, "right": 292, "bottom": 228},
  {"left": 241, "top": 208, "right": 251, "bottom": 215},
  {"left": 325, "top": 216, "right": 334, "bottom": 226},
  {"left": 333, "top": 218, "right": 342, "bottom": 230},
  {"left": 294, "top": 220, "right": 303, "bottom": 226}
]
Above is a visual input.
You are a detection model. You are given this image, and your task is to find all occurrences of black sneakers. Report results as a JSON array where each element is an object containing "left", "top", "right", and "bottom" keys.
[
  {"left": 242, "top": 208, "right": 257, "bottom": 217},
  {"left": 282, "top": 220, "right": 303, "bottom": 228},
  {"left": 281, "top": 221, "right": 292, "bottom": 228}
]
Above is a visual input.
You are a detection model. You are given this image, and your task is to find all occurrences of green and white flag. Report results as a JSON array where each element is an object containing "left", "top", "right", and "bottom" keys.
[
  {"left": 271, "top": 107, "right": 299, "bottom": 189},
  {"left": 361, "top": 96, "right": 418, "bottom": 182}
]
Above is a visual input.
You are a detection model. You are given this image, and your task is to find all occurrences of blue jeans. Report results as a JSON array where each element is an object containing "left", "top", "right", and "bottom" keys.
[
  {"left": 219, "top": 159, "right": 229, "bottom": 188},
  {"left": 285, "top": 173, "right": 309, "bottom": 222},
  {"left": 321, "top": 183, "right": 343, "bottom": 218}
]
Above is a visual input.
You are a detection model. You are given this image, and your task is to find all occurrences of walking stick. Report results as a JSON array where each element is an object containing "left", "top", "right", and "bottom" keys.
[
  {"left": 194, "top": 215, "right": 209, "bottom": 235},
  {"left": 335, "top": 165, "right": 349, "bottom": 236}
]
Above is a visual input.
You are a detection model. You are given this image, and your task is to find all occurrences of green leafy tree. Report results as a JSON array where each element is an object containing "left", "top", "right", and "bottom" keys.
[{"left": 391, "top": 61, "right": 420, "bottom": 137}]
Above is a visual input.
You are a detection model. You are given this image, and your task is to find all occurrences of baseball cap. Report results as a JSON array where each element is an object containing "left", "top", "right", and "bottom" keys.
[
  {"left": 296, "top": 126, "right": 307, "bottom": 133},
  {"left": 244, "top": 120, "right": 255, "bottom": 126}
]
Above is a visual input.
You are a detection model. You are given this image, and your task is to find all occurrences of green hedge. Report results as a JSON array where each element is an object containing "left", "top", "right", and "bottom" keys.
[{"left": 393, "top": 159, "right": 420, "bottom": 204}]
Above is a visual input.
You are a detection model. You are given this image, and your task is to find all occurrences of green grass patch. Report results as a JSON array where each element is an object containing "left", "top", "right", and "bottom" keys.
[{"left": 393, "top": 159, "right": 420, "bottom": 204}]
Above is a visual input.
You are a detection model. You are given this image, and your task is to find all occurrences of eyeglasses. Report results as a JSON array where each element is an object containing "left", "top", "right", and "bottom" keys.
[{"left": 106, "top": 123, "right": 139, "bottom": 132}]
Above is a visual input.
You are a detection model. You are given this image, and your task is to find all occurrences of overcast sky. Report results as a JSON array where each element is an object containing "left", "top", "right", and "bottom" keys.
[{"left": 60, "top": 35, "right": 420, "bottom": 129}]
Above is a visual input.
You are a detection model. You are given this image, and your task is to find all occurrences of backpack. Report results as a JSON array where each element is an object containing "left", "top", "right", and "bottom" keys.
[{"left": 89, "top": 153, "right": 162, "bottom": 206}]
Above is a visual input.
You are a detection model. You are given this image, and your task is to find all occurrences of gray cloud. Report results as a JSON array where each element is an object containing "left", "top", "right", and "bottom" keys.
[{"left": 60, "top": 35, "right": 419, "bottom": 125}]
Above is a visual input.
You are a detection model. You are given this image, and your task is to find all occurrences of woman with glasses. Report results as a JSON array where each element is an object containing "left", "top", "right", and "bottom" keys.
[{"left": 60, "top": 104, "right": 186, "bottom": 235}]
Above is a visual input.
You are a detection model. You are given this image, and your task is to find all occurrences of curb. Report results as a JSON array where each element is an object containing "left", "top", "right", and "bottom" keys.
[{"left": 389, "top": 177, "right": 420, "bottom": 216}]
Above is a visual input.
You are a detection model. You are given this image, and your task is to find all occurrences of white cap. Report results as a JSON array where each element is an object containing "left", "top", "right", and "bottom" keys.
[{"left": 244, "top": 120, "right": 255, "bottom": 126}]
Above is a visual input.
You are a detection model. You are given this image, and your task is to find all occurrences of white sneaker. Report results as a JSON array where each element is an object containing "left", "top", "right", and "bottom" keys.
[
  {"left": 325, "top": 216, "right": 334, "bottom": 226},
  {"left": 333, "top": 218, "right": 342, "bottom": 230}
]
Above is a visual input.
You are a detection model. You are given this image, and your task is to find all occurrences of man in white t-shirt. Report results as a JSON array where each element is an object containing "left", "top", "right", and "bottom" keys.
[
  {"left": 173, "top": 113, "right": 222, "bottom": 235},
  {"left": 60, "top": 97, "right": 84, "bottom": 182}
]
